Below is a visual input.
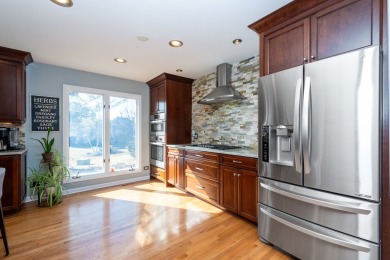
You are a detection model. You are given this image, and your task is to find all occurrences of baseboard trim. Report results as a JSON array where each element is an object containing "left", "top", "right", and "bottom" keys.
[{"left": 24, "top": 175, "right": 151, "bottom": 203}]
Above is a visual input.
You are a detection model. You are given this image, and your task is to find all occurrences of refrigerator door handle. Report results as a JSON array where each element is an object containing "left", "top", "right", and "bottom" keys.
[
  {"left": 260, "top": 207, "right": 371, "bottom": 253},
  {"left": 260, "top": 182, "right": 371, "bottom": 215},
  {"left": 293, "top": 78, "right": 302, "bottom": 173},
  {"left": 302, "top": 76, "right": 311, "bottom": 174}
]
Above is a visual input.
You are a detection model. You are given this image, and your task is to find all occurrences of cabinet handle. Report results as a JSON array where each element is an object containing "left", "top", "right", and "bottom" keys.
[
  {"left": 233, "top": 173, "right": 237, "bottom": 177},
  {"left": 310, "top": 55, "right": 316, "bottom": 60},
  {"left": 195, "top": 154, "right": 203, "bottom": 158},
  {"left": 237, "top": 174, "right": 241, "bottom": 177},
  {"left": 196, "top": 185, "right": 205, "bottom": 190},
  {"left": 233, "top": 160, "right": 242, "bottom": 164},
  {"left": 195, "top": 167, "right": 204, "bottom": 171},
  {"left": 303, "top": 57, "right": 308, "bottom": 62}
]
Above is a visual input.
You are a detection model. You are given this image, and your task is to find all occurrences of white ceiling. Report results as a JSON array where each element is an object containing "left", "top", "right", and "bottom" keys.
[{"left": 0, "top": 0, "right": 292, "bottom": 83}]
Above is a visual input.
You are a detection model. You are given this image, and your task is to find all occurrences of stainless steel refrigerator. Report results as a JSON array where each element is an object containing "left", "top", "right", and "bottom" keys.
[{"left": 258, "top": 46, "right": 381, "bottom": 260}]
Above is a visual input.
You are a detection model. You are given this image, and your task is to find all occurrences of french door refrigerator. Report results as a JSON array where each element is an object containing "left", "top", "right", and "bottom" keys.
[{"left": 258, "top": 46, "right": 381, "bottom": 260}]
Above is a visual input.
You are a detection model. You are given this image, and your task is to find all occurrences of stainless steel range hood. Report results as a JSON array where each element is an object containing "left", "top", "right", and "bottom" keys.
[{"left": 197, "top": 63, "right": 246, "bottom": 105}]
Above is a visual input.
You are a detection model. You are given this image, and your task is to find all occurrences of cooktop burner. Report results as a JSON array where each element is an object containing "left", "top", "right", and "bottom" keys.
[{"left": 189, "top": 144, "right": 242, "bottom": 150}]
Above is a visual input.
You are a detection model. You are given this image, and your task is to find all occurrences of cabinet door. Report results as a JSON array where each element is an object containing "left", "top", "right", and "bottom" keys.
[
  {"left": 157, "top": 84, "right": 166, "bottom": 113},
  {"left": 0, "top": 60, "right": 25, "bottom": 122},
  {"left": 238, "top": 169, "right": 258, "bottom": 222},
  {"left": 166, "top": 154, "right": 175, "bottom": 185},
  {"left": 150, "top": 86, "right": 159, "bottom": 115},
  {"left": 220, "top": 166, "right": 238, "bottom": 213},
  {"left": 311, "top": 0, "right": 374, "bottom": 61},
  {"left": 262, "top": 18, "right": 310, "bottom": 76},
  {"left": 0, "top": 155, "right": 19, "bottom": 213},
  {"left": 175, "top": 156, "right": 185, "bottom": 190}
]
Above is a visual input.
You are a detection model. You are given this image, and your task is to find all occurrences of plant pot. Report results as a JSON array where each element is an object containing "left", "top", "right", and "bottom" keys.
[{"left": 42, "top": 152, "right": 53, "bottom": 162}]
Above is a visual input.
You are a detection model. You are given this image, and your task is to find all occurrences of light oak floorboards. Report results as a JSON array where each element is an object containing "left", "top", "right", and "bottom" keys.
[{"left": 1, "top": 180, "right": 292, "bottom": 259}]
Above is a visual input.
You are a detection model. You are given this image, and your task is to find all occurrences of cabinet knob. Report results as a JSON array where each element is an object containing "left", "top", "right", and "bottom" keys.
[
  {"left": 237, "top": 174, "right": 241, "bottom": 177},
  {"left": 233, "top": 173, "right": 237, "bottom": 177},
  {"left": 303, "top": 57, "right": 308, "bottom": 62},
  {"left": 310, "top": 55, "right": 316, "bottom": 60}
]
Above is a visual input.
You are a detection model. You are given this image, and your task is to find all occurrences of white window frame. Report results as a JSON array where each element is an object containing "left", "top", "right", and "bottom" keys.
[{"left": 63, "top": 84, "right": 142, "bottom": 182}]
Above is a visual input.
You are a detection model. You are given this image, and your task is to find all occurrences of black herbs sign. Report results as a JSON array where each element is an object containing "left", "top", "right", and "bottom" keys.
[{"left": 31, "top": 95, "right": 60, "bottom": 131}]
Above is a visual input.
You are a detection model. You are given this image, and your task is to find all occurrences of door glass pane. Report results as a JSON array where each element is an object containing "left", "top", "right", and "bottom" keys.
[
  {"left": 68, "top": 92, "right": 104, "bottom": 175},
  {"left": 109, "top": 97, "right": 137, "bottom": 172}
]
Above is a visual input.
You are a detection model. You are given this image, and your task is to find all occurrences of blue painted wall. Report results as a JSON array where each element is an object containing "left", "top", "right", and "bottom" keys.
[{"left": 26, "top": 62, "right": 150, "bottom": 189}]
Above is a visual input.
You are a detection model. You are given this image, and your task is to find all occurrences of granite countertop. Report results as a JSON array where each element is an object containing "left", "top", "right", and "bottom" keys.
[
  {"left": 0, "top": 149, "right": 27, "bottom": 156},
  {"left": 166, "top": 144, "right": 258, "bottom": 158}
]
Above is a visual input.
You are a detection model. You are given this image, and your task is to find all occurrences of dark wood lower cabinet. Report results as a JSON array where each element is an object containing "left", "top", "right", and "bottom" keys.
[
  {"left": 167, "top": 148, "right": 185, "bottom": 191},
  {"left": 150, "top": 165, "right": 165, "bottom": 182},
  {"left": 0, "top": 152, "right": 26, "bottom": 214},
  {"left": 220, "top": 165, "right": 258, "bottom": 223}
]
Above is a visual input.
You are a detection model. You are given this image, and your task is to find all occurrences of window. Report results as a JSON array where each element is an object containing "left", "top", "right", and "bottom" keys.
[{"left": 63, "top": 85, "right": 141, "bottom": 179}]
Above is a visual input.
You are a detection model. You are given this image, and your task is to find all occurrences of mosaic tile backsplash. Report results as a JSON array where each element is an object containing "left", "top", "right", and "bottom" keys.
[{"left": 192, "top": 55, "right": 259, "bottom": 150}]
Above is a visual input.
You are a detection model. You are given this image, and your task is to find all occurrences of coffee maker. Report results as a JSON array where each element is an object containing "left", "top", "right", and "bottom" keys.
[
  {"left": 0, "top": 128, "right": 7, "bottom": 151},
  {"left": 7, "top": 128, "right": 21, "bottom": 150}
]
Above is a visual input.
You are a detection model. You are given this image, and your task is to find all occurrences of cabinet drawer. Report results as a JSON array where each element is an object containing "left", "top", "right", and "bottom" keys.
[
  {"left": 185, "top": 159, "right": 219, "bottom": 182},
  {"left": 185, "top": 173, "right": 219, "bottom": 205},
  {"left": 150, "top": 166, "right": 165, "bottom": 182},
  {"left": 167, "top": 147, "right": 184, "bottom": 156},
  {"left": 185, "top": 149, "right": 219, "bottom": 163},
  {"left": 221, "top": 155, "right": 258, "bottom": 171}
]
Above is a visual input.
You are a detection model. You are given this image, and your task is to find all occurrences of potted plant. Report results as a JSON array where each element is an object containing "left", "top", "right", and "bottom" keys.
[
  {"left": 32, "top": 127, "right": 55, "bottom": 162},
  {"left": 27, "top": 150, "right": 70, "bottom": 207}
]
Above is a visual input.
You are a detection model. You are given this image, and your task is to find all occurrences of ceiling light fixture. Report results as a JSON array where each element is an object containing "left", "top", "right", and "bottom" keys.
[
  {"left": 137, "top": 35, "right": 149, "bottom": 42},
  {"left": 169, "top": 40, "right": 183, "bottom": 47},
  {"left": 114, "top": 58, "right": 127, "bottom": 63},
  {"left": 50, "top": 0, "right": 73, "bottom": 7},
  {"left": 232, "top": 39, "right": 242, "bottom": 45},
  {"left": 176, "top": 69, "right": 183, "bottom": 72}
]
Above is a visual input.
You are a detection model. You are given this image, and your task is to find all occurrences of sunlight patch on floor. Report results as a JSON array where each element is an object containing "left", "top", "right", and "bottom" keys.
[{"left": 93, "top": 183, "right": 222, "bottom": 214}]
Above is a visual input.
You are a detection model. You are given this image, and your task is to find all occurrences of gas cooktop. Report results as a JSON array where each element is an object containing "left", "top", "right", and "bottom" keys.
[{"left": 188, "top": 144, "right": 242, "bottom": 150}]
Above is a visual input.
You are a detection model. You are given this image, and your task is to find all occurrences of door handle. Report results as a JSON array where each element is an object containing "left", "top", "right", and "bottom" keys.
[
  {"left": 293, "top": 78, "right": 303, "bottom": 173},
  {"left": 260, "top": 183, "right": 371, "bottom": 215},
  {"left": 302, "top": 77, "right": 311, "bottom": 174},
  {"left": 261, "top": 207, "right": 370, "bottom": 252}
]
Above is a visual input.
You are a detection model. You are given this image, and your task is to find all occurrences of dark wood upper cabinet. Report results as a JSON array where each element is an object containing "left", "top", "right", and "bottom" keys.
[
  {"left": 149, "top": 82, "right": 166, "bottom": 114},
  {"left": 147, "top": 73, "right": 194, "bottom": 144},
  {"left": 311, "top": 0, "right": 374, "bottom": 61},
  {"left": 0, "top": 47, "right": 33, "bottom": 123},
  {"left": 251, "top": 0, "right": 380, "bottom": 76},
  {"left": 263, "top": 18, "right": 310, "bottom": 75}
]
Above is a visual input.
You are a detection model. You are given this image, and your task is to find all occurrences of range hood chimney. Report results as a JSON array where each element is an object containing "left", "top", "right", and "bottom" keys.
[{"left": 197, "top": 63, "right": 246, "bottom": 105}]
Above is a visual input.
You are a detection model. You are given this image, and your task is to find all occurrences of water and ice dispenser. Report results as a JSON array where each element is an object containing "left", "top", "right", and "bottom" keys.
[{"left": 262, "top": 125, "right": 294, "bottom": 166}]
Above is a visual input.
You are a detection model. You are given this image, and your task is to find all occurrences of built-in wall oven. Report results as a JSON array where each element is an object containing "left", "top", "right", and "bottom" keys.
[
  {"left": 150, "top": 114, "right": 165, "bottom": 136},
  {"left": 150, "top": 113, "right": 166, "bottom": 169}
]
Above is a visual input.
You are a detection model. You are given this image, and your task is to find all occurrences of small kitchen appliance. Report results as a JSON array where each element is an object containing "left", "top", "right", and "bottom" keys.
[
  {"left": 7, "top": 128, "right": 21, "bottom": 150},
  {"left": 0, "top": 128, "right": 8, "bottom": 151}
]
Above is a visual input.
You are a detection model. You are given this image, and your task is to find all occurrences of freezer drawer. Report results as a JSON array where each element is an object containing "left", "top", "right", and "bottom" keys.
[
  {"left": 259, "top": 178, "right": 379, "bottom": 243},
  {"left": 259, "top": 204, "right": 379, "bottom": 260}
]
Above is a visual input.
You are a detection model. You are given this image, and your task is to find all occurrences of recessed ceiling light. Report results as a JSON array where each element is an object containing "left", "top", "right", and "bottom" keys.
[
  {"left": 114, "top": 58, "right": 127, "bottom": 63},
  {"left": 50, "top": 0, "right": 73, "bottom": 7},
  {"left": 137, "top": 35, "right": 148, "bottom": 42},
  {"left": 232, "top": 39, "right": 242, "bottom": 45},
  {"left": 169, "top": 40, "right": 183, "bottom": 47},
  {"left": 176, "top": 69, "right": 183, "bottom": 72}
]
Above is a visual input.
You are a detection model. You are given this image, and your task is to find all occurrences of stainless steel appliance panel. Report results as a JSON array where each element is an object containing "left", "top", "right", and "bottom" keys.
[
  {"left": 259, "top": 204, "right": 379, "bottom": 260},
  {"left": 259, "top": 66, "right": 303, "bottom": 126},
  {"left": 259, "top": 66, "right": 303, "bottom": 185},
  {"left": 259, "top": 178, "right": 379, "bottom": 243},
  {"left": 150, "top": 142, "right": 165, "bottom": 169},
  {"left": 303, "top": 46, "right": 380, "bottom": 201}
]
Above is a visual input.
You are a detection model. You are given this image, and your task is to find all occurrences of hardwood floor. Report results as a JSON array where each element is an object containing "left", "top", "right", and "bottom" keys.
[{"left": 1, "top": 180, "right": 292, "bottom": 259}]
